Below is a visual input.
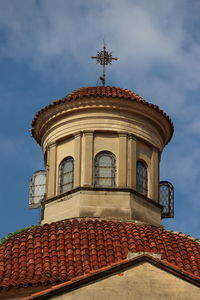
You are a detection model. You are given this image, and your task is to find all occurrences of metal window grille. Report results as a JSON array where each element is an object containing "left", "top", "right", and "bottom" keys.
[
  {"left": 94, "top": 151, "right": 116, "bottom": 187},
  {"left": 59, "top": 157, "right": 74, "bottom": 193},
  {"left": 29, "top": 170, "right": 46, "bottom": 208},
  {"left": 136, "top": 160, "right": 148, "bottom": 196},
  {"left": 160, "top": 181, "right": 174, "bottom": 218}
]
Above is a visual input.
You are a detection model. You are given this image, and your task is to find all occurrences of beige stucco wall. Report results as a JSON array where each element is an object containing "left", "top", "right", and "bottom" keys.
[
  {"left": 41, "top": 97, "right": 165, "bottom": 223},
  {"left": 44, "top": 130, "right": 160, "bottom": 224},
  {"left": 46, "top": 133, "right": 158, "bottom": 197},
  {"left": 41, "top": 108, "right": 166, "bottom": 152},
  {"left": 42, "top": 190, "right": 161, "bottom": 226},
  {"left": 42, "top": 191, "right": 131, "bottom": 223},
  {"left": 49, "top": 262, "right": 200, "bottom": 300},
  {"left": 94, "top": 133, "right": 119, "bottom": 157},
  {"left": 33, "top": 97, "right": 172, "bottom": 151}
]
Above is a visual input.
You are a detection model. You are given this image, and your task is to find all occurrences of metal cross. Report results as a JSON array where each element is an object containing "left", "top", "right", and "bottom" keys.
[{"left": 91, "top": 43, "right": 118, "bottom": 86}]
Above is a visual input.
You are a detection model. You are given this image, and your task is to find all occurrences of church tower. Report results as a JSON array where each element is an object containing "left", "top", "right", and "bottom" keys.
[
  {"left": 31, "top": 44, "right": 173, "bottom": 227},
  {"left": 32, "top": 85, "right": 173, "bottom": 227}
]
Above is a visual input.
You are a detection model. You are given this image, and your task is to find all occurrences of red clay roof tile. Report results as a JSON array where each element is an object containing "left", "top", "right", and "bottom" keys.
[{"left": 0, "top": 218, "right": 199, "bottom": 289}]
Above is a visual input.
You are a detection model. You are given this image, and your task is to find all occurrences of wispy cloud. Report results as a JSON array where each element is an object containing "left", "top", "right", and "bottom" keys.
[
  {"left": 1, "top": 1, "right": 200, "bottom": 108},
  {"left": 0, "top": 0, "right": 200, "bottom": 237}
]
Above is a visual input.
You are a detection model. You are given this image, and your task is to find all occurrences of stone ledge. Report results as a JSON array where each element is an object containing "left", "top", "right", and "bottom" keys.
[
  {"left": 41, "top": 187, "right": 162, "bottom": 226},
  {"left": 43, "top": 186, "right": 162, "bottom": 208}
]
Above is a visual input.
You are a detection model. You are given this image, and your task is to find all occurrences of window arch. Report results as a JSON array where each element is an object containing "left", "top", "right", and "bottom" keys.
[
  {"left": 59, "top": 156, "right": 74, "bottom": 193},
  {"left": 94, "top": 151, "right": 116, "bottom": 187},
  {"left": 136, "top": 160, "right": 148, "bottom": 196}
]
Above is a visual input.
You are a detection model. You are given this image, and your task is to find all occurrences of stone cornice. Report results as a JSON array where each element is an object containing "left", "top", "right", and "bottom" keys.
[{"left": 32, "top": 95, "right": 173, "bottom": 149}]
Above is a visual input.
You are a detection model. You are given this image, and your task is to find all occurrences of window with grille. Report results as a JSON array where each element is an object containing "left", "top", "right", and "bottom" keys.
[
  {"left": 59, "top": 157, "right": 74, "bottom": 193},
  {"left": 94, "top": 151, "right": 116, "bottom": 187},
  {"left": 136, "top": 160, "right": 148, "bottom": 196},
  {"left": 160, "top": 181, "right": 174, "bottom": 218}
]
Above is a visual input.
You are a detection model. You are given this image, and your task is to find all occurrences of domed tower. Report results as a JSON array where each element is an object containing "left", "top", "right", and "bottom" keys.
[
  {"left": 31, "top": 86, "right": 173, "bottom": 227},
  {"left": 0, "top": 47, "right": 199, "bottom": 300}
]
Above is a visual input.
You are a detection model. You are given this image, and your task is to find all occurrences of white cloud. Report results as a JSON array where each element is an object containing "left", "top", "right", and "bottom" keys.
[{"left": 0, "top": 0, "right": 200, "bottom": 236}]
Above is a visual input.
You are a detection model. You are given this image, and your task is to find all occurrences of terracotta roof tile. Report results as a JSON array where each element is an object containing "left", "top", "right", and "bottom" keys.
[
  {"left": 31, "top": 86, "right": 174, "bottom": 144},
  {"left": 0, "top": 219, "right": 199, "bottom": 289}
]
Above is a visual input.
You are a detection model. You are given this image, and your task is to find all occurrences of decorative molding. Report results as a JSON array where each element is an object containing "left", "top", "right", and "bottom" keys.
[
  {"left": 32, "top": 97, "right": 173, "bottom": 148},
  {"left": 74, "top": 131, "right": 82, "bottom": 138},
  {"left": 82, "top": 130, "right": 94, "bottom": 135},
  {"left": 47, "top": 142, "right": 57, "bottom": 148},
  {"left": 118, "top": 132, "right": 128, "bottom": 137},
  {"left": 128, "top": 133, "right": 137, "bottom": 140}
]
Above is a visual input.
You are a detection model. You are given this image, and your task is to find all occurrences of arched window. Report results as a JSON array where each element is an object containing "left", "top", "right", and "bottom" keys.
[
  {"left": 136, "top": 160, "right": 148, "bottom": 196},
  {"left": 94, "top": 151, "right": 116, "bottom": 187},
  {"left": 59, "top": 157, "right": 74, "bottom": 193}
]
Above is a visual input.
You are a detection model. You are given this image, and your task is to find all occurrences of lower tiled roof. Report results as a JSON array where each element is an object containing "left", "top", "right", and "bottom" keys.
[{"left": 0, "top": 218, "right": 199, "bottom": 289}]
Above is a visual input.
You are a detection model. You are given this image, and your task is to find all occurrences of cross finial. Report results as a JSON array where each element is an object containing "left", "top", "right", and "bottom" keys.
[{"left": 91, "top": 42, "right": 118, "bottom": 86}]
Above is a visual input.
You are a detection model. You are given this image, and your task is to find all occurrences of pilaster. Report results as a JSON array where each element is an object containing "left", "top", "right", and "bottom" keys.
[
  {"left": 74, "top": 132, "right": 82, "bottom": 187},
  {"left": 150, "top": 147, "right": 159, "bottom": 202},
  {"left": 118, "top": 133, "right": 127, "bottom": 187},
  {"left": 127, "top": 134, "right": 137, "bottom": 189},
  {"left": 82, "top": 131, "right": 94, "bottom": 186},
  {"left": 46, "top": 143, "right": 57, "bottom": 198}
]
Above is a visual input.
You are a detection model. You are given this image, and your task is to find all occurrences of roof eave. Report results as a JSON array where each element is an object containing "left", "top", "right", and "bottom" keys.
[{"left": 25, "top": 255, "right": 200, "bottom": 300}]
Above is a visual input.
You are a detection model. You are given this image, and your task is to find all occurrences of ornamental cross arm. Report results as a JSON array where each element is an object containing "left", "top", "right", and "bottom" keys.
[
  {"left": 91, "top": 44, "right": 118, "bottom": 86},
  {"left": 91, "top": 49, "right": 118, "bottom": 65}
]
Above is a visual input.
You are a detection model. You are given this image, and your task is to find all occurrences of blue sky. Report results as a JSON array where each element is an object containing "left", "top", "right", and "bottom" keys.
[{"left": 0, "top": 0, "right": 200, "bottom": 239}]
